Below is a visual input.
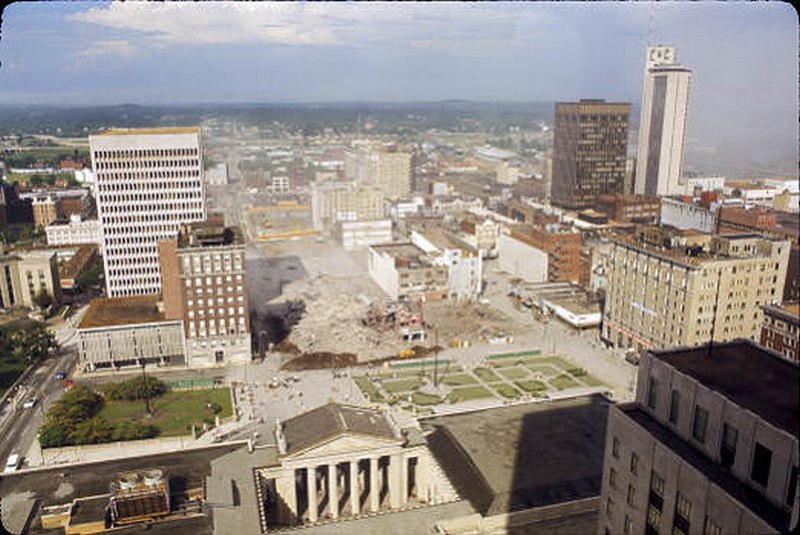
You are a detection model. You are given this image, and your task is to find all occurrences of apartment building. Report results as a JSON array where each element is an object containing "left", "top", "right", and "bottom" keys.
[
  {"left": 31, "top": 194, "right": 61, "bottom": 228},
  {"left": 599, "top": 340, "right": 798, "bottom": 534},
  {"left": 90, "top": 127, "right": 206, "bottom": 298},
  {"left": 603, "top": 228, "right": 790, "bottom": 351},
  {"left": 158, "top": 220, "right": 250, "bottom": 367},
  {"left": 760, "top": 302, "right": 799, "bottom": 362},
  {"left": 552, "top": 99, "right": 630, "bottom": 210}
]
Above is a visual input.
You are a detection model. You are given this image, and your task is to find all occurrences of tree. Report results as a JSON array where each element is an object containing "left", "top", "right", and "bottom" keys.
[
  {"left": 46, "top": 385, "right": 102, "bottom": 423},
  {"left": 101, "top": 375, "right": 167, "bottom": 401},
  {"left": 69, "top": 417, "right": 114, "bottom": 445},
  {"left": 33, "top": 289, "right": 53, "bottom": 310},
  {"left": 39, "top": 421, "right": 71, "bottom": 448},
  {"left": 11, "top": 322, "right": 58, "bottom": 364}
]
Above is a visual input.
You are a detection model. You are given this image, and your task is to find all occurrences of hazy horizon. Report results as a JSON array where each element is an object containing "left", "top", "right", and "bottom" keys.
[{"left": 1, "top": 2, "right": 797, "bottom": 175}]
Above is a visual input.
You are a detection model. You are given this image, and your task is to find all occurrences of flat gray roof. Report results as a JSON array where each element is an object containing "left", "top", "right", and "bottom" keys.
[
  {"left": 653, "top": 339, "right": 799, "bottom": 438},
  {"left": 421, "top": 394, "right": 609, "bottom": 516}
]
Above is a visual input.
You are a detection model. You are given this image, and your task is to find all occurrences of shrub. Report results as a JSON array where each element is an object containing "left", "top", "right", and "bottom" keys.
[{"left": 102, "top": 376, "right": 167, "bottom": 401}]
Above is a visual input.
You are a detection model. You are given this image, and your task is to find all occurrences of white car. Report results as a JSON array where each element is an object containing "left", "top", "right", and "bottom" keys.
[
  {"left": 22, "top": 398, "right": 36, "bottom": 409},
  {"left": 4, "top": 453, "right": 20, "bottom": 473}
]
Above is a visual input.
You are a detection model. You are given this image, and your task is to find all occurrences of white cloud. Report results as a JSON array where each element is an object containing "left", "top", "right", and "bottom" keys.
[
  {"left": 77, "top": 39, "right": 136, "bottom": 58},
  {"left": 67, "top": 2, "right": 533, "bottom": 49}
]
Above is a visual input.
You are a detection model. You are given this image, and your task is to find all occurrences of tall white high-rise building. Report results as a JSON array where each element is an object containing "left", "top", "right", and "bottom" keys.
[
  {"left": 90, "top": 127, "right": 206, "bottom": 298},
  {"left": 635, "top": 46, "right": 692, "bottom": 197}
]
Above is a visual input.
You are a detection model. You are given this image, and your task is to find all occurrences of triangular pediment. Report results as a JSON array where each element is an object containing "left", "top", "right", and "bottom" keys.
[{"left": 285, "top": 433, "right": 402, "bottom": 460}]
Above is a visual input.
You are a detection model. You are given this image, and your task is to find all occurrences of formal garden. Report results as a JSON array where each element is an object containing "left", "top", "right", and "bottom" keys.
[
  {"left": 353, "top": 350, "right": 606, "bottom": 413},
  {"left": 38, "top": 376, "right": 232, "bottom": 448}
]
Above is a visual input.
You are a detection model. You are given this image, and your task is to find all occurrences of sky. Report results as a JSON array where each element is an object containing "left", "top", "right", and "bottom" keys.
[{"left": 0, "top": 1, "right": 797, "bottom": 171}]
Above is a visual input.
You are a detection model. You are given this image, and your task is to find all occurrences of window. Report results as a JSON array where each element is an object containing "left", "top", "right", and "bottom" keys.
[
  {"left": 692, "top": 406, "right": 708, "bottom": 444},
  {"left": 751, "top": 442, "right": 772, "bottom": 487},
  {"left": 650, "top": 472, "right": 665, "bottom": 497},
  {"left": 720, "top": 423, "right": 737, "bottom": 470},
  {"left": 630, "top": 452, "right": 639, "bottom": 475},
  {"left": 609, "top": 467, "right": 617, "bottom": 488},
  {"left": 647, "top": 378, "right": 658, "bottom": 409},
  {"left": 676, "top": 492, "right": 692, "bottom": 519},
  {"left": 703, "top": 516, "right": 721, "bottom": 535},
  {"left": 612, "top": 437, "right": 620, "bottom": 459},
  {"left": 623, "top": 515, "right": 633, "bottom": 535},
  {"left": 606, "top": 497, "right": 614, "bottom": 518},
  {"left": 627, "top": 484, "right": 636, "bottom": 506},
  {"left": 647, "top": 504, "right": 662, "bottom": 532},
  {"left": 669, "top": 390, "right": 680, "bottom": 424}
]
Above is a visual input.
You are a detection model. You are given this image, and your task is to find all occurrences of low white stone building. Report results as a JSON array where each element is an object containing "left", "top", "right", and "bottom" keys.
[{"left": 45, "top": 215, "right": 102, "bottom": 247}]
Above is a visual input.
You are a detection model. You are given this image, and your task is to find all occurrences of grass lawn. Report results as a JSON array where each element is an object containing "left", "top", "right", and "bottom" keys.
[
  {"left": 441, "top": 373, "right": 479, "bottom": 386},
  {"left": 581, "top": 375, "right": 605, "bottom": 387},
  {"left": 490, "top": 383, "right": 520, "bottom": 399},
  {"left": 98, "top": 388, "right": 232, "bottom": 437},
  {"left": 525, "top": 364, "right": 561, "bottom": 377},
  {"left": 447, "top": 386, "right": 493, "bottom": 403},
  {"left": 514, "top": 380, "right": 548, "bottom": 393},
  {"left": 382, "top": 377, "right": 422, "bottom": 393},
  {"left": 354, "top": 376, "right": 384, "bottom": 402},
  {"left": 474, "top": 367, "right": 501, "bottom": 382},
  {"left": 496, "top": 366, "right": 529, "bottom": 380},
  {"left": 411, "top": 392, "right": 443, "bottom": 406},
  {"left": 550, "top": 374, "right": 581, "bottom": 391}
]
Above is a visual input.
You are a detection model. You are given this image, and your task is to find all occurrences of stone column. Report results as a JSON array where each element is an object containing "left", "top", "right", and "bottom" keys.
[
  {"left": 275, "top": 470, "right": 298, "bottom": 525},
  {"left": 398, "top": 455, "right": 408, "bottom": 507},
  {"left": 416, "top": 455, "right": 429, "bottom": 504},
  {"left": 389, "top": 455, "right": 402, "bottom": 509},
  {"left": 307, "top": 466, "right": 318, "bottom": 522},
  {"left": 349, "top": 459, "right": 360, "bottom": 516},
  {"left": 369, "top": 457, "right": 379, "bottom": 512},
  {"left": 328, "top": 463, "right": 339, "bottom": 519}
]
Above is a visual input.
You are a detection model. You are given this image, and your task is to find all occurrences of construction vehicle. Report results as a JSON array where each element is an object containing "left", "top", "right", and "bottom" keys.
[{"left": 398, "top": 349, "right": 416, "bottom": 359}]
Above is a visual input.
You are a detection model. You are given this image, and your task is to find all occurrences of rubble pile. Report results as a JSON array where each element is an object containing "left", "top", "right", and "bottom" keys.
[{"left": 277, "top": 275, "right": 408, "bottom": 360}]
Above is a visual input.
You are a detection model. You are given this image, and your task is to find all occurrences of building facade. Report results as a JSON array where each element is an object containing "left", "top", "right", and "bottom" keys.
[
  {"left": 310, "top": 181, "right": 384, "bottom": 233},
  {"left": 598, "top": 340, "right": 799, "bottom": 535},
  {"left": 760, "top": 303, "right": 799, "bottom": 362},
  {"left": 0, "top": 249, "right": 62, "bottom": 309},
  {"left": 508, "top": 225, "right": 582, "bottom": 283},
  {"left": 158, "top": 221, "right": 250, "bottom": 367},
  {"left": 552, "top": 100, "right": 630, "bottom": 210},
  {"left": 603, "top": 229, "right": 790, "bottom": 351},
  {"left": 411, "top": 230, "right": 483, "bottom": 302},
  {"left": 635, "top": 46, "right": 692, "bottom": 197},
  {"left": 497, "top": 232, "right": 549, "bottom": 283},
  {"left": 660, "top": 197, "right": 716, "bottom": 233},
  {"left": 368, "top": 243, "right": 448, "bottom": 302},
  {"left": 344, "top": 142, "right": 411, "bottom": 200},
  {"left": 77, "top": 296, "right": 186, "bottom": 372},
  {"left": 90, "top": 127, "right": 206, "bottom": 298},
  {"left": 45, "top": 216, "right": 102, "bottom": 247},
  {"left": 596, "top": 194, "right": 661, "bottom": 224}
]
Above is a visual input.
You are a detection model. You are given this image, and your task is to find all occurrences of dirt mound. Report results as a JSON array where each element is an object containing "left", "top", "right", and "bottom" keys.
[{"left": 281, "top": 351, "right": 357, "bottom": 371}]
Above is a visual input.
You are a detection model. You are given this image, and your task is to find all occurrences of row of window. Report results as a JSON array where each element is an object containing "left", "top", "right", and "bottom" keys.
[
  {"left": 182, "top": 253, "right": 243, "bottom": 276},
  {"left": 96, "top": 159, "right": 198, "bottom": 170},
  {"left": 93, "top": 148, "right": 198, "bottom": 159},
  {"left": 647, "top": 378, "right": 798, "bottom": 498},
  {"left": 188, "top": 316, "right": 247, "bottom": 338},
  {"left": 98, "top": 177, "right": 202, "bottom": 192},
  {"left": 101, "top": 210, "right": 204, "bottom": 226}
]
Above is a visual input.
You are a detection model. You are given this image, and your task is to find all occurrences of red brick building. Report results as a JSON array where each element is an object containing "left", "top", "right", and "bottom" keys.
[
  {"left": 760, "top": 303, "right": 799, "bottom": 362},
  {"left": 510, "top": 224, "right": 582, "bottom": 283},
  {"left": 596, "top": 194, "right": 661, "bottom": 224}
]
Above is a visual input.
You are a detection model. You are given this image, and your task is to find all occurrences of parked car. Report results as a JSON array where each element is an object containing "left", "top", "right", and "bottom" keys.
[
  {"left": 22, "top": 398, "right": 36, "bottom": 409},
  {"left": 4, "top": 453, "right": 20, "bottom": 474},
  {"left": 55, "top": 371, "right": 67, "bottom": 380}
]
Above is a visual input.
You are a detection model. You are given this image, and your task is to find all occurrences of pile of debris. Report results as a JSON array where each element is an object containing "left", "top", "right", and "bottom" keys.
[
  {"left": 363, "top": 302, "right": 426, "bottom": 342},
  {"left": 276, "top": 274, "right": 408, "bottom": 360}
]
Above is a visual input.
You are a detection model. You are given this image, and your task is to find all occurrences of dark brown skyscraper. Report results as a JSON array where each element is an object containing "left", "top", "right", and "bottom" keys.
[{"left": 551, "top": 99, "right": 630, "bottom": 210}]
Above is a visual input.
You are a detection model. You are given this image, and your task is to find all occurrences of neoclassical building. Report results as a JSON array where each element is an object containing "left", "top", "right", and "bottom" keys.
[{"left": 254, "top": 403, "right": 456, "bottom": 529}]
